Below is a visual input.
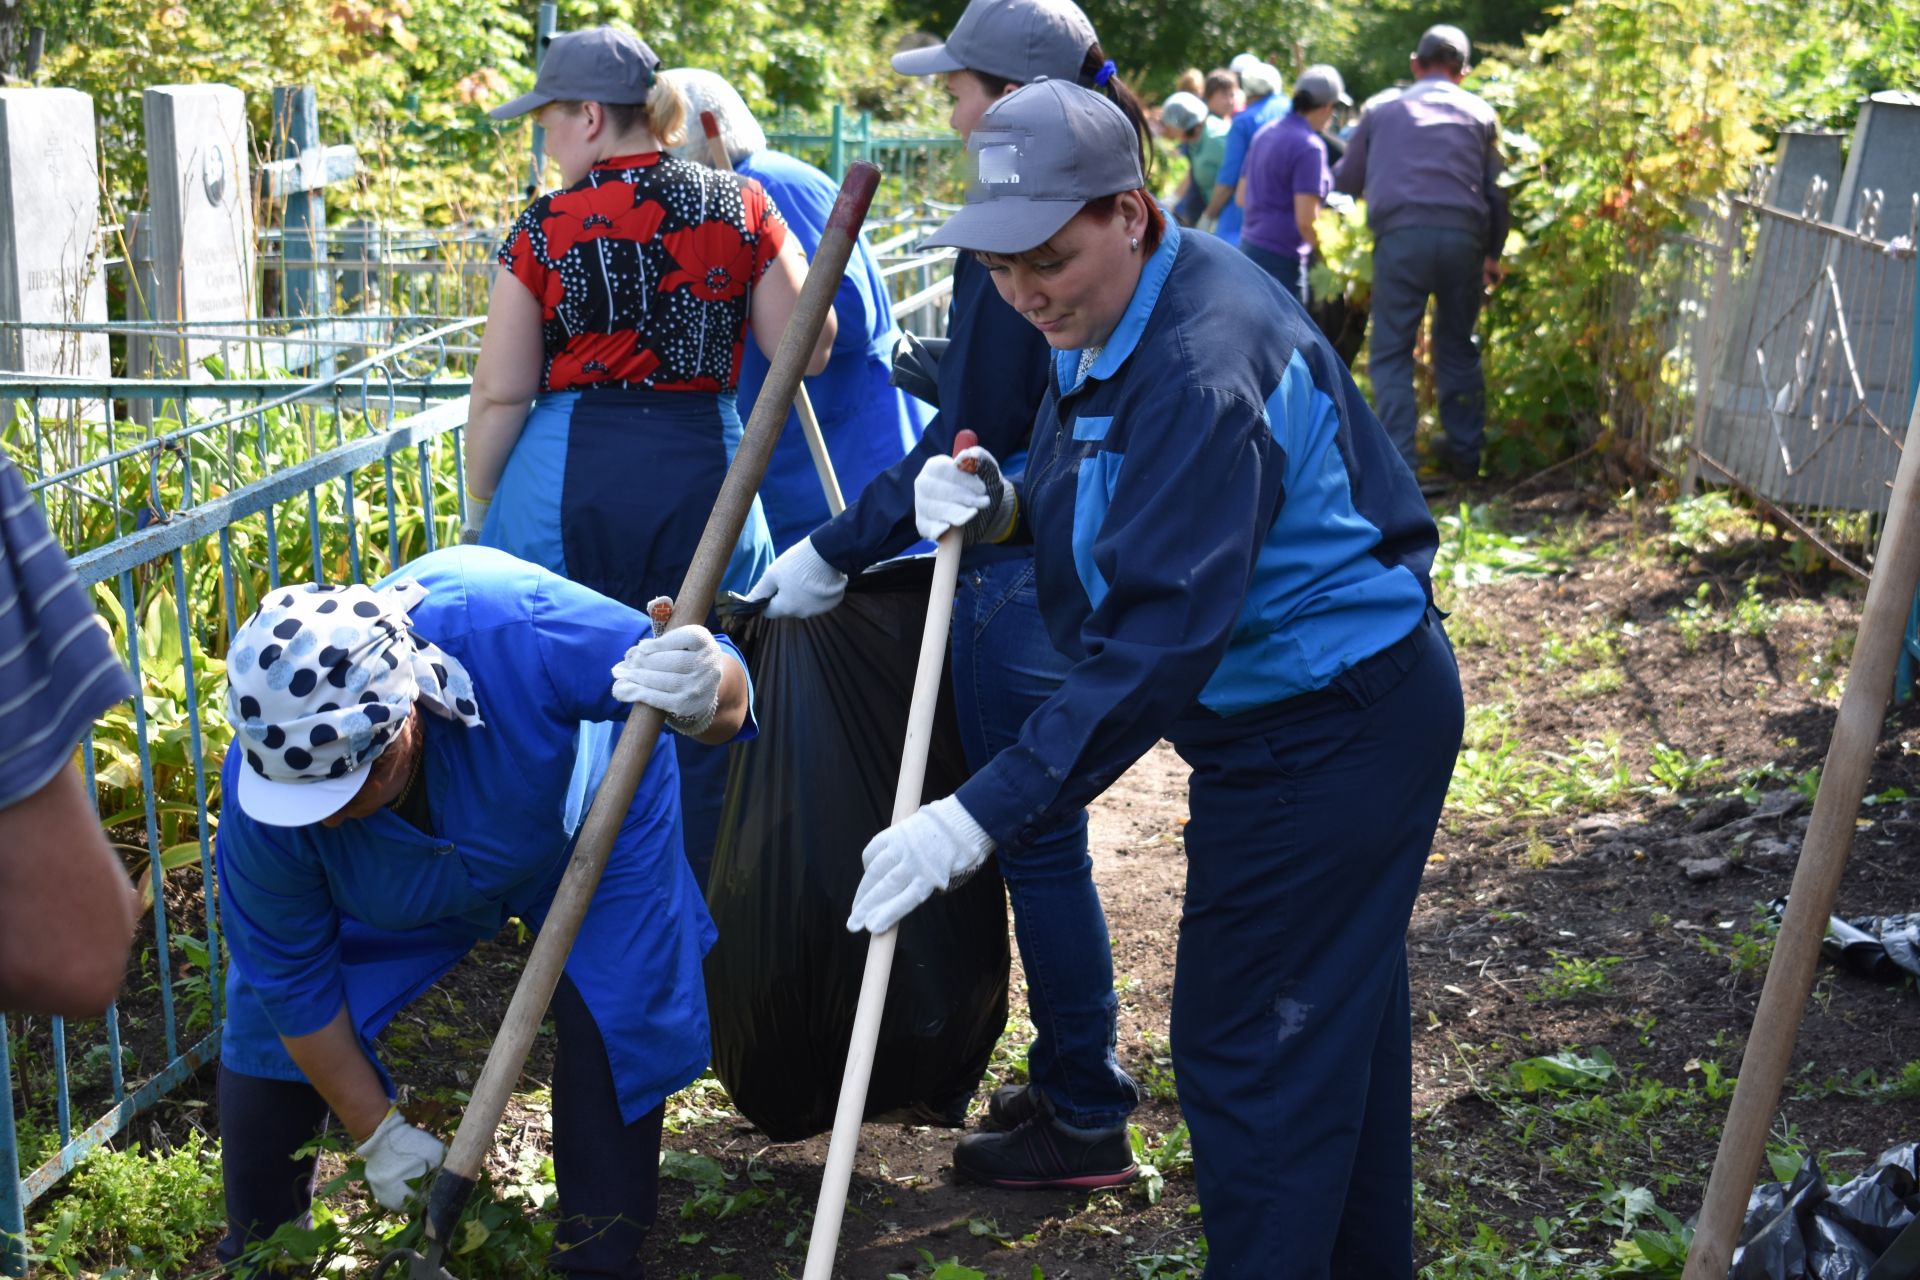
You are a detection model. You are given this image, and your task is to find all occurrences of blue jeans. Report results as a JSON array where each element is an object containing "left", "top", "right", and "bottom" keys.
[
  {"left": 950, "top": 555, "right": 1139, "bottom": 1129},
  {"left": 1367, "top": 227, "right": 1487, "bottom": 472}
]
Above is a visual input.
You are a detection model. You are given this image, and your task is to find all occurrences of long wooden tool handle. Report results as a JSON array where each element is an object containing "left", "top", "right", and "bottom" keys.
[
  {"left": 426, "top": 160, "right": 884, "bottom": 1247},
  {"left": 802, "top": 429, "right": 978, "bottom": 1280},
  {"left": 700, "top": 109, "right": 847, "bottom": 517},
  {"left": 1683, "top": 392, "right": 1920, "bottom": 1278}
]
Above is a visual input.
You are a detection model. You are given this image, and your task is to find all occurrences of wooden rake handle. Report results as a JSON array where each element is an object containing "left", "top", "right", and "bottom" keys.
[
  {"left": 801, "top": 429, "right": 979, "bottom": 1280},
  {"left": 423, "top": 159, "right": 884, "bottom": 1249},
  {"left": 700, "top": 109, "right": 847, "bottom": 516},
  {"left": 1682, "top": 392, "right": 1920, "bottom": 1277}
]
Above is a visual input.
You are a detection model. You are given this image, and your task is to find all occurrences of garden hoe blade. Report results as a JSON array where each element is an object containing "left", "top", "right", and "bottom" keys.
[{"left": 369, "top": 1242, "right": 457, "bottom": 1280}]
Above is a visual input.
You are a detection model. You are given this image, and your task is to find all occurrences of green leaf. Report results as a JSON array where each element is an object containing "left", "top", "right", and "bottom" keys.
[{"left": 1509, "top": 1047, "right": 1617, "bottom": 1092}]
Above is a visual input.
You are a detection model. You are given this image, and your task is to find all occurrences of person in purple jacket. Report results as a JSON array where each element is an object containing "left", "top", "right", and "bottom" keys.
[
  {"left": 1334, "top": 23, "right": 1508, "bottom": 488},
  {"left": 1239, "top": 64, "right": 1350, "bottom": 304}
]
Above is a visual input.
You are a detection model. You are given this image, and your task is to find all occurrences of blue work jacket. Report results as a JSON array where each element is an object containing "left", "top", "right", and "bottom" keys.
[
  {"left": 953, "top": 227, "right": 1437, "bottom": 849},
  {"left": 808, "top": 251, "right": 1053, "bottom": 572},
  {"left": 735, "top": 150, "right": 933, "bottom": 553},
  {"left": 215, "top": 546, "right": 754, "bottom": 1122}
]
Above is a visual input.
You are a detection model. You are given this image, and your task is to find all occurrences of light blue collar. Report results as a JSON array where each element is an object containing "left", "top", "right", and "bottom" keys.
[{"left": 1055, "top": 223, "right": 1183, "bottom": 397}]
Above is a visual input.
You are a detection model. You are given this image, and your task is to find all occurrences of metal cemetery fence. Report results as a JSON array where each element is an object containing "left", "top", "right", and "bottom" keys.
[
  {"left": 1607, "top": 185, "right": 1917, "bottom": 579},
  {"left": 0, "top": 272, "right": 954, "bottom": 1273}
]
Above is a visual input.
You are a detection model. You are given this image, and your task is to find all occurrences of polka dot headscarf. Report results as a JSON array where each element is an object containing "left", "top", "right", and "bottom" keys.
[{"left": 225, "top": 579, "right": 484, "bottom": 790}]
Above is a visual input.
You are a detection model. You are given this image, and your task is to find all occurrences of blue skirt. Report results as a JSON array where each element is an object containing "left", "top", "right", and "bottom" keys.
[{"left": 481, "top": 388, "right": 774, "bottom": 606}]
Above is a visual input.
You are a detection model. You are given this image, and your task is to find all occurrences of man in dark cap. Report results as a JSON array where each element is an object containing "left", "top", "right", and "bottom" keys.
[{"left": 1333, "top": 23, "right": 1508, "bottom": 491}]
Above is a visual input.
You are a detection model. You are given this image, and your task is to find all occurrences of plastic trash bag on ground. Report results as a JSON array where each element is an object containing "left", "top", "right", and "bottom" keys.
[
  {"left": 702, "top": 558, "right": 1010, "bottom": 1141},
  {"left": 1728, "top": 1143, "right": 1920, "bottom": 1279},
  {"left": 1767, "top": 900, "right": 1920, "bottom": 985}
]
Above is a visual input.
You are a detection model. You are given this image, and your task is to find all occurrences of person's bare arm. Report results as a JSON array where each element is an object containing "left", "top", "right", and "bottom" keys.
[
  {"left": 749, "top": 235, "right": 837, "bottom": 376},
  {"left": 1201, "top": 182, "right": 1235, "bottom": 225},
  {"left": 1295, "top": 194, "right": 1323, "bottom": 248},
  {"left": 690, "top": 651, "right": 751, "bottom": 747},
  {"left": 280, "top": 1004, "right": 392, "bottom": 1143},
  {"left": 463, "top": 270, "right": 546, "bottom": 501},
  {"left": 0, "top": 763, "right": 137, "bottom": 1017}
]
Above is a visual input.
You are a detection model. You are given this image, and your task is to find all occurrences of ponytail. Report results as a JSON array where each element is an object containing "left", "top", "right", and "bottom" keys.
[{"left": 1078, "top": 42, "right": 1152, "bottom": 182}]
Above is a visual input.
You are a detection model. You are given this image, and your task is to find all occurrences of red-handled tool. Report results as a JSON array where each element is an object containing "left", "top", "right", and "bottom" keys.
[{"left": 802, "top": 429, "right": 978, "bottom": 1279}]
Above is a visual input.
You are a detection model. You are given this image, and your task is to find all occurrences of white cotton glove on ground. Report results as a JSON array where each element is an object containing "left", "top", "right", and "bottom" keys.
[
  {"left": 356, "top": 1108, "right": 446, "bottom": 1211},
  {"left": 612, "top": 623, "right": 727, "bottom": 736},
  {"left": 742, "top": 536, "right": 848, "bottom": 619},
  {"left": 846, "top": 796, "right": 997, "bottom": 934},
  {"left": 914, "top": 446, "right": 1015, "bottom": 544},
  {"left": 459, "top": 494, "right": 491, "bottom": 545}
]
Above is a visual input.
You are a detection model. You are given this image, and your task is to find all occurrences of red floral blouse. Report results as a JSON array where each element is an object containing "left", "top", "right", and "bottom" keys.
[{"left": 496, "top": 152, "right": 789, "bottom": 393}]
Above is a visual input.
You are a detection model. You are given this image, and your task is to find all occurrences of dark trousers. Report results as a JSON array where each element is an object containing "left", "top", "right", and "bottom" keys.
[
  {"left": 1170, "top": 611, "right": 1462, "bottom": 1279},
  {"left": 218, "top": 976, "right": 665, "bottom": 1278},
  {"left": 1241, "top": 239, "right": 1310, "bottom": 307},
  {"left": 1368, "top": 227, "right": 1487, "bottom": 472}
]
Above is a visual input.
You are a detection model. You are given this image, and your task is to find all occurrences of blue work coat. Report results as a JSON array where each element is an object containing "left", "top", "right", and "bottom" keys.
[
  {"left": 954, "top": 226, "right": 1437, "bottom": 849},
  {"left": 215, "top": 546, "right": 754, "bottom": 1123},
  {"left": 1215, "top": 96, "right": 1289, "bottom": 247},
  {"left": 734, "top": 149, "right": 933, "bottom": 552}
]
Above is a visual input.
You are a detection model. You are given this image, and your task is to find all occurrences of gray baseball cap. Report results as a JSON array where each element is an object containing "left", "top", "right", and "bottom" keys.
[
  {"left": 924, "top": 79, "right": 1144, "bottom": 254},
  {"left": 892, "top": 0, "right": 1095, "bottom": 86},
  {"left": 1294, "top": 64, "right": 1351, "bottom": 108},
  {"left": 1160, "top": 91, "right": 1207, "bottom": 132},
  {"left": 489, "top": 26, "right": 661, "bottom": 120},
  {"left": 1416, "top": 24, "right": 1471, "bottom": 68}
]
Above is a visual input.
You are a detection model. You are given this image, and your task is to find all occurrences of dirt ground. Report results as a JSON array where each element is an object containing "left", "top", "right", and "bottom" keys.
[{"left": 23, "top": 477, "right": 1920, "bottom": 1278}]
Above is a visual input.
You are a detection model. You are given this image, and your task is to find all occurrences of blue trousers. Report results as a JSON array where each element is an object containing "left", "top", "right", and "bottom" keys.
[
  {"left": 1367, "top": 227, "right": 1487, "bottom": 472},
  {"left": 217, "top": 976, "right": 664, "bottom": 1278},
  {"left": 1172, "top": 610, "right": 1461, "bottom": 1278},
  {"left": 951, "top": 556, "right": 1139, "bottom": 1128}
]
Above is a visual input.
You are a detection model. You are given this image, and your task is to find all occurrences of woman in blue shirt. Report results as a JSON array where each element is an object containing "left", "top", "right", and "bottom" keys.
[
  {"left": 846, "top": 82, "right": 1463, "bottom": 1279},
  {"left": 741, "top": 0, "right": 1157, "bottom": 1190},
  {"left": 212, "top": 546, "right": 752, "bottom": 1279}
]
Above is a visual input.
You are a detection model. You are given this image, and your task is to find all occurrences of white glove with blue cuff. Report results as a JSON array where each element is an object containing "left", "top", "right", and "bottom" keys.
[{"left": 846, "top": 796, "right": 997, "bottom": 934}]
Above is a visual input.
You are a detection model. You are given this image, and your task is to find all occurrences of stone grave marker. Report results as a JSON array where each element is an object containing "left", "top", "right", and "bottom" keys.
[
  {"left": 1831, "top": 92, "right": 1920, "bottom": 236},
  {"left": 1761, "top": 130, "right": 1843, "bottom": 221},
  {"left": 144, "top": 83, "right": 256, "bottom": 377},
  {"left": 0, "top": 88, "right": 110, "bottom": 401}
]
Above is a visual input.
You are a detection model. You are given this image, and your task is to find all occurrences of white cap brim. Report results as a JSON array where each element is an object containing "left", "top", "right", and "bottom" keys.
[{"left": 237, "top": 758, "right": 372, "bottom": 827}]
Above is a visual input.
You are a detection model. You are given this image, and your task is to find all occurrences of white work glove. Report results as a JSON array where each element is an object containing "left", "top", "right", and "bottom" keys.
[
  {"left": 742, "top": 536, "right": 848, "bottom": 619},
  {"left": 356, "top": 1108, "right": 445, "bottom": 1211},
  {"left": 914, "top": 446, "right": 1015, "bottom": 545},
  {"left": 459, "top": 493, "right": 491, "bottom": 545},
  {"left": 612, "top": 622, "right": 727, "bottom": 736},
  {"left": 846, "top": 796, "right": 997, "bottom": 934}
]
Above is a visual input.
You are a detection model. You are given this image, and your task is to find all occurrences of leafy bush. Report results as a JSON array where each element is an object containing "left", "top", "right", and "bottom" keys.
[{"left": 28, "top": 1132, "right": 225, "bottom": 1277}]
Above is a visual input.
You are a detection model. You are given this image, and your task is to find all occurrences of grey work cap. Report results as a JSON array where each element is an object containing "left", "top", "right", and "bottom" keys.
[
  {"left": 1294, "top": 64, "right": 1351, "bottom": 108},
  {"left": 924, "top": 79, "right": 1143, "bottom": 254},
  {"left": 1416, "top": 23, "right": 1472, "bottom": 67},
  {"left": 892, "top": 0, "right": 1095, "bottom": 86},
  {"left": 489, "top": 26, "right": 661, "bottom": 120}
]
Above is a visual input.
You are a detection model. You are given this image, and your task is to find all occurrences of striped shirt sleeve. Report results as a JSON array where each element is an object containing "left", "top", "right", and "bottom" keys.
[{"left": 0, "top": 456, "right": 136, "bottom": 810}]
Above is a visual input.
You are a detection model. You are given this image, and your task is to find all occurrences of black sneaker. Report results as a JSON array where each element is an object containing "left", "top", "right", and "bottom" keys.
[
  {"left": 953, "top": 1111, "right": 1139, "bottom": 1190},
  {"left": 980, "top": 1084, "right": 1043, "bottom": 1133}
]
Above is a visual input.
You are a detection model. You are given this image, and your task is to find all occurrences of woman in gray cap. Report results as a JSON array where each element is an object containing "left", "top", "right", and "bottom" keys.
[
  {"left": 846, "top": 79, "right": 1461, "bottom": 1279},
  {"left": 744, "top": 0, "right": 1153, "bottom": 1192},
  {"left": 464, "top": 25, "right": 835, "bottom": 890}
]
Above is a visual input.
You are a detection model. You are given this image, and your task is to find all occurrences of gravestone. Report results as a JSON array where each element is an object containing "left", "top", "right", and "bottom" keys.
[
  {"left": 1761, "top": 130, "right": 1843, "bottom": 222},
  {"left": 144, "top": 84, "right": 256, "bottom": 377},
  {"left": 1830, "top": 92, "right": 1920, "bottom": 237},
  {"left": 0, "top": 88, "right": 110, "bottom": 387}
]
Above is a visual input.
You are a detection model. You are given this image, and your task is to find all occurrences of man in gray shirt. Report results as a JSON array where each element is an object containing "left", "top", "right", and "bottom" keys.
[{"left": 1334, "top": 23, "right": 1508, "bottom": 488}]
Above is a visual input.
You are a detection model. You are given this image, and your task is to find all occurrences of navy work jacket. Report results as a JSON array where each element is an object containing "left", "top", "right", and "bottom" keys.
[{"left": 953, "top": 226, "right": 1438, "bottom": 849}]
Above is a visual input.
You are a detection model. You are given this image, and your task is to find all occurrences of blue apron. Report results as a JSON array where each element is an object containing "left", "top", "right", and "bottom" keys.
[{"left": 216, "top": 548, "right": 738, "bottom": 1123}]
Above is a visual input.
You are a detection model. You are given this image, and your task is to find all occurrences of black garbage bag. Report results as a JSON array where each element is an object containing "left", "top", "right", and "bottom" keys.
[
  {"left": 1769, "top": 899, "right": 1920, "bottom": 984},
  {"left": 702, "top": 558, "right": 1010, "bottom": 1142},
  {"left": 1726, "top": 1145, "right": 1920, "bottom": 1279}
]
